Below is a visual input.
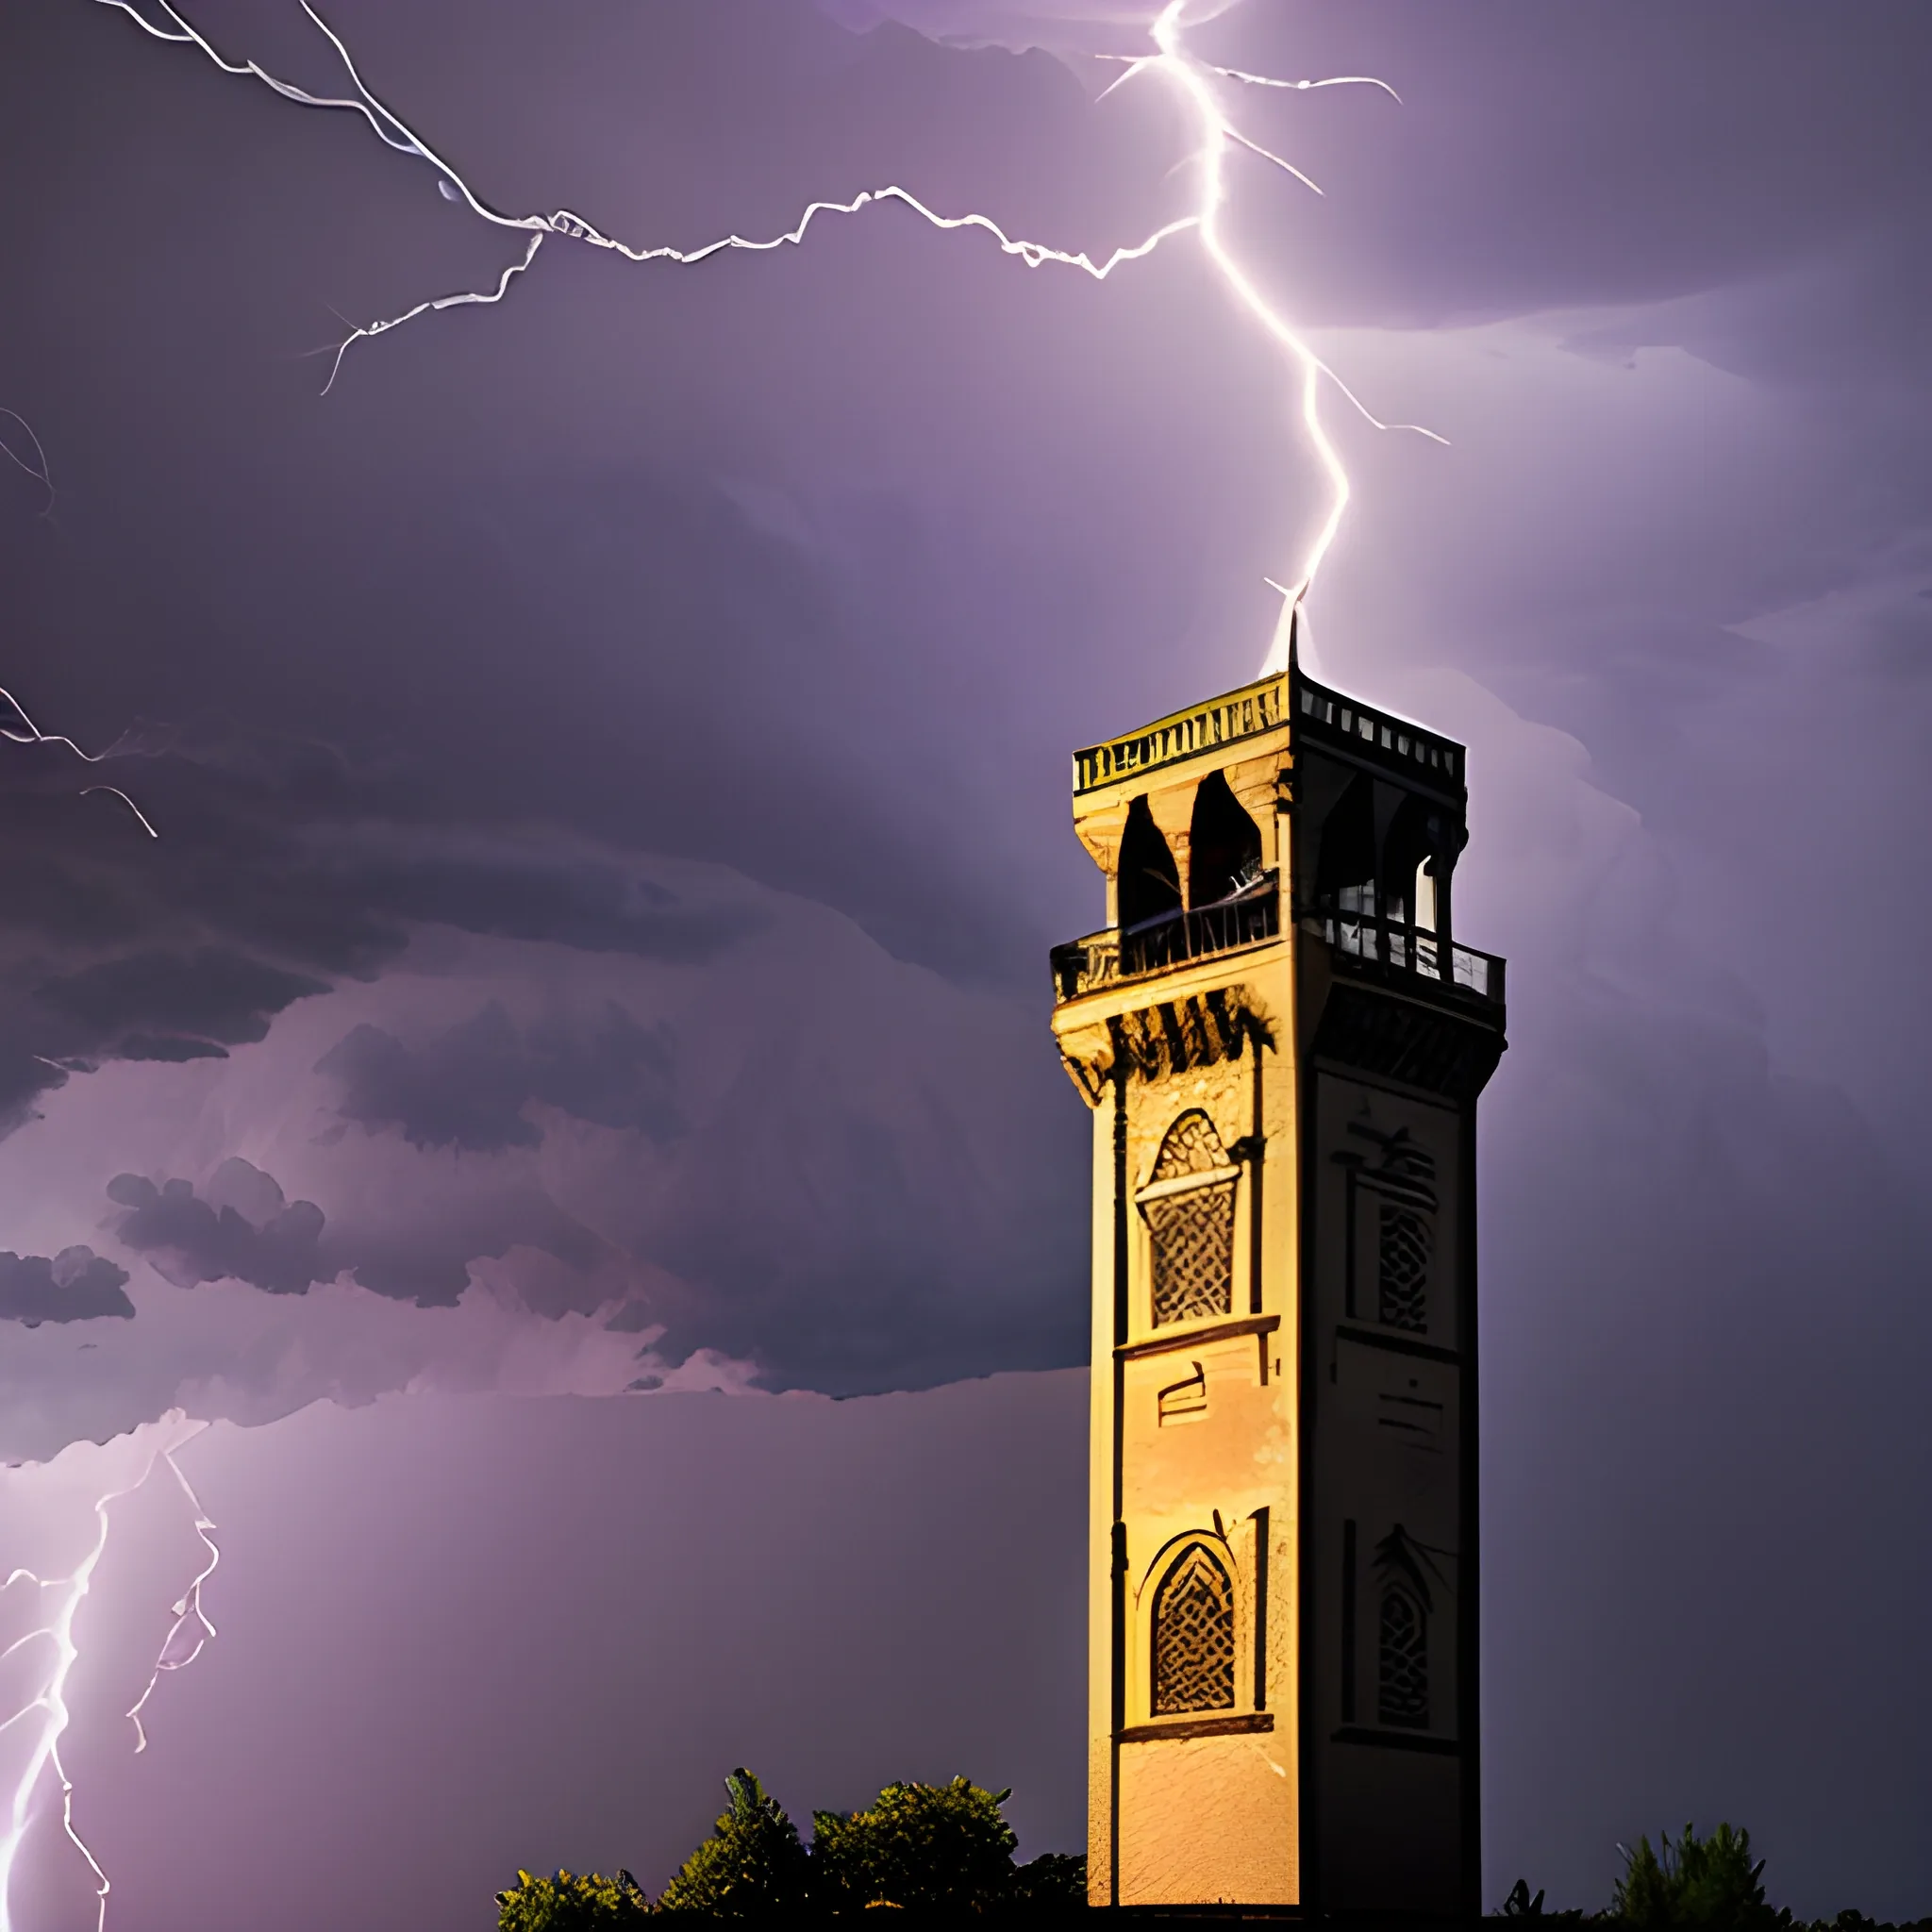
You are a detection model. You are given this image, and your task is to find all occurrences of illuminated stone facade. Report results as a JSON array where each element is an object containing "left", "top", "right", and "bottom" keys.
[{"left": 1049, "top": 655, "right": 1506, "bottom": 1914}]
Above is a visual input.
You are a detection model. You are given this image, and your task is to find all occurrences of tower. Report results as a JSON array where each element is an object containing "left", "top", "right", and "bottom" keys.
[{"left": 1049, "top": 652, "right": 1506, "bottom": 1915}]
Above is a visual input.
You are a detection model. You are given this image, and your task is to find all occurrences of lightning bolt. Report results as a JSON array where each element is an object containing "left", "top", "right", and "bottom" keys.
[
  {"left": 0, "top": 1414, "right": 218, "bottom": 1932},
  {"left": 0, "top": 412, "right": 55, "bottom": 515},
  {"left": 122, "top": 1448, "right": 219, "bottom": 1758},
  {"left": 0, "top": 408, "right": 157, "bottom": 840},
  {"left": 93, "top": 0, "right": 1443, "bottom": 652},
  {"left": 0, "top": 683, "right": 158, "bottom": 841}
]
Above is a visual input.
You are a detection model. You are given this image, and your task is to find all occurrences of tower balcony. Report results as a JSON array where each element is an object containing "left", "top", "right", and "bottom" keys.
[
  {"left": 1299, "top": 906, "right": 1506, "bottom": 1006},
  {"left": 1050, "top": 890, "right": 1505, "bottom": 1011},
  {"left": 1051, "top": 874, "right": 1281, "bottom": 1003}
]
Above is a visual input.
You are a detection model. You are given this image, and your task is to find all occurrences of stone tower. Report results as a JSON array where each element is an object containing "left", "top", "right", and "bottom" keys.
[{"left": 1049, "top": 651, "right": 1507, "bottom": 1915}]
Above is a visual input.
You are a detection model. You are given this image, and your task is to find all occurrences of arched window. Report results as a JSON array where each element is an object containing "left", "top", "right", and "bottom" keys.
[
  {"left": 1152, "top": 1542, "right": 1237, "bottom": 1716},
  {"left": 1372, "top": 1524, "right": 1438, "bottom": 1730},
  {"left": 1141, "top": 1110, "right": 1238, "bottom": 1326},
  {"left": 1376, "top": 1587, "right": 1429, "bottom": 1728}
]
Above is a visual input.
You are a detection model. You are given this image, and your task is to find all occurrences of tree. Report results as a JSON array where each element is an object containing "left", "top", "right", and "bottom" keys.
[
  {"left": 495, "top": 1868, "right": 649, "bottom": 1931},
  {"left": 1009, "top": 1850, "right": 1088, "bottom": 1909},
  {"left": 810, "top": 1775, "right": 1019, "bottom": 1913},
  {"left": 656, "top": 1766, "right": 810, "bottom": 1915},
  {"left": 1612, "top": 1823, "right": 1781, "bottom": 1932}
]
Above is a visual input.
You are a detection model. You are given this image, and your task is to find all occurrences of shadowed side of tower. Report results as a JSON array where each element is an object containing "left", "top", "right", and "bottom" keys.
[{"left": 1049, "top": 650, "right": 1506, "bottom": 1917}]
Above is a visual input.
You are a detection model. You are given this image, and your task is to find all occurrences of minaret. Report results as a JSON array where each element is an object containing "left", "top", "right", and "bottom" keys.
[{"left": 1049, "top": 639, "right": 1506, "bottom": 1915}]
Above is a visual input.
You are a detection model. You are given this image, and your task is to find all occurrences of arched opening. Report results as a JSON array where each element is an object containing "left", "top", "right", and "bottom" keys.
[
  {"left": 1142, "top": 1110, "right": 1238, "bottom": 1326},
  {"left": 1151, "top": 1541, "right": 1237, "bottom": 1715},
  {"left": 1117, "top": 794, "right": 1182, "bottom": 932},
  {"left": 1315, "top": 774, "right": 1377, "bottom": 919},
  {"left": 1187, "top": 771, "right": 1263, "bottom": 909}
]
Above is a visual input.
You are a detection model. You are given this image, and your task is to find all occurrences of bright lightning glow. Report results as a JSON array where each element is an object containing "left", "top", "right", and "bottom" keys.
[
  {"left": 123, "top": 1449, "right": 220, "bottom": 1757},
  {"left": 1138, "top": 0, "right": 1444, "bottom": 660},
  {"left": 0, "top": 1414, "right": 217, "bottom": 1932},
  {"left": 94, "top": 0, "right": 1443, "bottom": 648}
]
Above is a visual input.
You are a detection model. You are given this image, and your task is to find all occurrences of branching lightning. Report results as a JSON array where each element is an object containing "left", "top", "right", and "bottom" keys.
[
  {"left": 95, "top": 0, "right": 1443, "bottom": 644},
  {"left": 0, "top": 681, "right": 158, "bottom": 841},
  {"left": 0, "top": 1416, "right": 218, "bottom": 1932},
  {"left": 122, "top": 1450, "right": 219, "bottom": 1758},
  {"left": 1, "top": 407, "right": 158, "bottom": 840}
]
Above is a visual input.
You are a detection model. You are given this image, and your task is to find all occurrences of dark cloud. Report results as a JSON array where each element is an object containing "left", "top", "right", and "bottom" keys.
[
  {"left": 0, "top": 716, "right": 755, "bottom": 1136},
  {"left": 108, "top": 1163, "right": 329, "bottom": 1295},
  {"left": 36, "top": 948, "right": 328, "bottom": 1050},
  {"left": 103, "top": 1146, "right": 630, "bottom": 1311},
  {"left": 117, "top": 1033, "right": 231, "bottom": 1062},
  {"left": 0, "top": 1244, "right": 133, "bottom": 1326},
  {"left": 315, "top": 999, "right": 679, "bottom": 1152}
]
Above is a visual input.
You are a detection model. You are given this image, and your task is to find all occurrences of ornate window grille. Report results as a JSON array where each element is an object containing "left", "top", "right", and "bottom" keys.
[
  {"left": 1377, "top": 1205, "right": 1431, "bottom": 1332},
  {"left": 1142, "top": 1110, "right": 1237, "bottom": 1327},
  {"left": 1335, "top": 1124, "right": 1438, "bottom": 1333},
  {"left": 1371, "top": 1524, "right": 1440, "bottom": 1731},
  {"left": 1376, "top": 1585, "right": 1429, "bottom": 1727},
  {"left": 1151, "top": 1542, "right": 1238, "bottom": 1716}
]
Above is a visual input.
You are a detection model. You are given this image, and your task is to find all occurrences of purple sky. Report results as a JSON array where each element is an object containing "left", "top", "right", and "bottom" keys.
[{"left": 3, "top": 0, "right": 1931, "bottom": 1922}]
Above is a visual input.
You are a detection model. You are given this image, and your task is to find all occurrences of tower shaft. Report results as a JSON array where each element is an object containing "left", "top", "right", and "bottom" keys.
[{"left": 1050, "top": 667, "right": 1505, "bottom": 1915}]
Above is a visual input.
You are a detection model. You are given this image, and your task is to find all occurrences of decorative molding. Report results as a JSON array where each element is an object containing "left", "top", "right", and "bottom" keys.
[
  {"left": 1118, "top": 1712, "right": 1275, "bottom": 1744},
  {"left": 1334, "top": 1323, "right": 1460, "bottom": 1367},
  {"left": 1115, "top": 985, "right": 1273, "bottom": 1085},
  {"left": 1330, "top": 1724, "right": 1463, "bottom": 1757},
  {"left": 1074, "top": 675, "right": 1286, "bottom": 796},
  {"left": 1117, "top": 1313, "right": 1278, "bottom": 1363},
  {"left": 1310, "top": 982, "right": 1502, "bottom": 1101},
  {"left": 1054, "top": 985, "right": 1274, "bottom": 1104}
]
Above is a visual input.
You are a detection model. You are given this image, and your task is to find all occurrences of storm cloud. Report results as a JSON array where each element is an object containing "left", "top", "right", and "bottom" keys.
[
  {"left": 316, "top": 998, "right": 679, "bottom": 1152},
  {"left": 38, "top": 948, "right": 328, "bottom": 1052},
  {"left": 108, "top": 1162, "right": 328, "bottom": 1296},
  {"left": 0, "top": 1245, "right": 133, "bottom": 1326}
]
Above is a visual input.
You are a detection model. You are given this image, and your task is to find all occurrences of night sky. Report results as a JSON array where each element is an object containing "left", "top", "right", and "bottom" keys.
[{"left": 3, "top": 1, "right": 1931, "bottom": 1924}]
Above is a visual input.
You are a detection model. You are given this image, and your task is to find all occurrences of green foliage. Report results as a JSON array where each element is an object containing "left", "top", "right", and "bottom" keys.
[
  {"left": 1008, "top": 1850, "right": 1087, "bottom": 1908},
  {"left": 495, "top": 1868, "right": 649, "bottom": 1931},
  {"left": 1611, "top": 1824, "right": 1779, "bottom": 1932},
  {"left": 655, "top": 1766, "right": 809, "bottom": 1916},
  {"left": 810, "top": 1775, "right": 1020, "bottom": 1913}
]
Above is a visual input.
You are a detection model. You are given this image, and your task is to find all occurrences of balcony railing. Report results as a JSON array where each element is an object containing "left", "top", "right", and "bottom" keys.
[
  {"left": 1301, "top": 908, "right": 1505, "bottom": 1005},
  {"left": 1052, "top": 876, "right": 1280, "bottom": 1003},
  {"left": 1050, "top": 883, "right": 1504, "bottom": 1008},
  {"left": 1074, "top": 675, "right": 1286, "bottom": 796},
  {"left": 1294, "top": 672, "right": 1464, "bottom": 791}
]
